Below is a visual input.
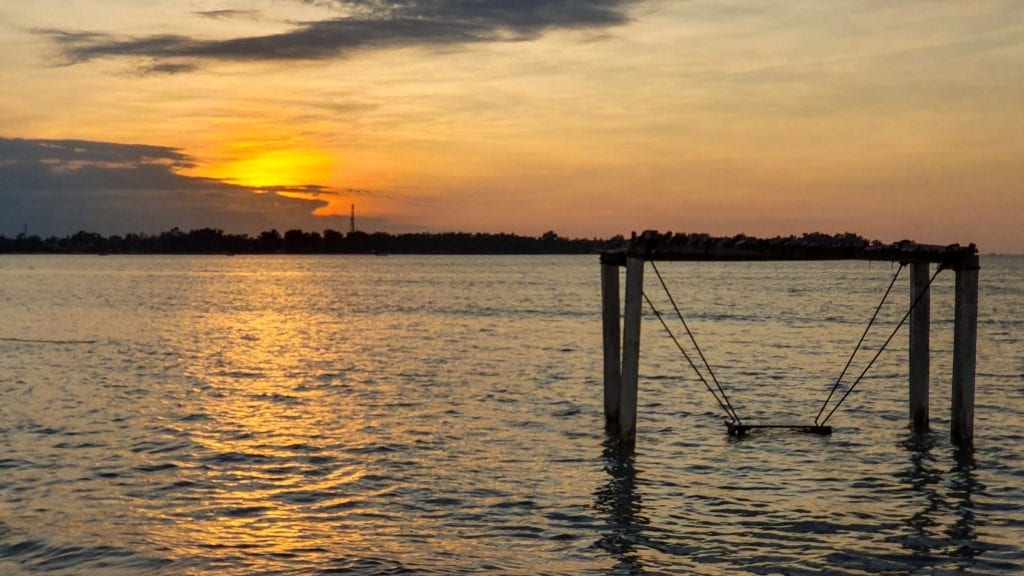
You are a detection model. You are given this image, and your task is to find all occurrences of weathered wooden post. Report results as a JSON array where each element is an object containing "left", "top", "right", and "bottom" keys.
[
  {"left": 951, "top": 254, "right": 980, "bottom": 445},
  {"left": 908, "top": 262, "right": 931, "bottom": 430},
  {"left": 601, "top": 259, "right": 622, "bottom": 424},
  {"left": 619, "top": 255, "right": 645, "bottom": 444}
]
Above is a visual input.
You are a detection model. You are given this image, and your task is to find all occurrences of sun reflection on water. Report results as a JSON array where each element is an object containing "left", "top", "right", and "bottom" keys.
[{"left": 140, "top": 266, "right": 388, "bottom": 572}]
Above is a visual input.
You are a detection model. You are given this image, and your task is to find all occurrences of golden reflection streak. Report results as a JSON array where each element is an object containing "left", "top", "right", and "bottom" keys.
[
  {"left": 138, "top": 265, "right": 384, "bottom": 571},
  {"left": 130, "top": 262, "right": 504, "bottom": 571}
]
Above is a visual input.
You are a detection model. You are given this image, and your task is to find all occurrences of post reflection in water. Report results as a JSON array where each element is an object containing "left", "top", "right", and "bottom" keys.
[
  {"left": 898, "top": 431, "right": 982, "bottom": 570},
  {"left": 594, "top": 435, "right": 649, "bottom": 575},
  {"left": 947, "top": 448, "right": 980, "bottom": 550}
]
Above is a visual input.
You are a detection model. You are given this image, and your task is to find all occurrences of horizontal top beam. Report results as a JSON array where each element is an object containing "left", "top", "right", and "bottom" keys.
[{"left": 600, "top": 230, "right": 979, "bottom": 269}]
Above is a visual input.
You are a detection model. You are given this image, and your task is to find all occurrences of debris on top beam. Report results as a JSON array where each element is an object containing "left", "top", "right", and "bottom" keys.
[{"left": 600, "top": 230, "right": 978, "bottom": 268}]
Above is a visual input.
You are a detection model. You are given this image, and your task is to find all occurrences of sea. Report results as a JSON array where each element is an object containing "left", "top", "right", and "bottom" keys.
[{"left": 1, "top": 254, "right": 1022, "bottom": 575}]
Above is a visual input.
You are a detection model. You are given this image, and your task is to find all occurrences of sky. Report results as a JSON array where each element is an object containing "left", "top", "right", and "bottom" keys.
[{"left": 1, "top": 1, "right": 1022, "bottom": 251}]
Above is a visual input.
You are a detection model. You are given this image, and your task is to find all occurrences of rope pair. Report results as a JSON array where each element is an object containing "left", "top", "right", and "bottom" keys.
[
  {"left": 644, "top": 261, "right": 742, "bottom": 425},
  {"left": 644, "top": 260, "right": 943, "bottom": 428},
  {"left": 815, "top": 264, "right": 942, "bottom": 425}
]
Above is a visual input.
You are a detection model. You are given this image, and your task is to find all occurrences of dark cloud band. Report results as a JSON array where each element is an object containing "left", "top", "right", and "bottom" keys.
[
  {"left": 0, "top": 137, "right": 194, "bottom": 168},
  {"left": 0, "top": 137, "right": 348, "bottom": 236},
  {"left": 38, "top": 0, "right": 633, "bottom": 72}
]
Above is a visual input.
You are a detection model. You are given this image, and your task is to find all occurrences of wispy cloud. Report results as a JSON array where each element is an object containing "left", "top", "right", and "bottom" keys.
[
  {"left": 37, "top": 0, "right": 635, "bottom": 73},
  {"left": 192, "top": 9, "right": 263, "bottom": 20},
  {"left": 0, "top": 137, "right": 355, "bottom": 235},
  {"left": 138, "top": 61, "right": 200, "bottom": 75}
]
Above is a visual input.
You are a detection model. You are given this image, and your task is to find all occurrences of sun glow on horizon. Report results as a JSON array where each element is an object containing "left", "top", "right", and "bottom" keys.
[
  {"left": 175, "top": 131, "right": 393, "bottom": 225},
  {"left": 183, "top": 130, "right": 337, "bottom": 190}
]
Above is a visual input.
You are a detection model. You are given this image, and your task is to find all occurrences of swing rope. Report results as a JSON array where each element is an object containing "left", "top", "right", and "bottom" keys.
[
  {"left": 648, "top": 261, "right": 743, "bottom": 426},
  {"left": 813, "top": 263, "right": 906, "bottom": 425},
  {"left": 642, "top": 290, "right": 742, "bottom": 424},
  {"left": 642, "top": 259, "right": 944, "bottom": 433},
  {"left": 817, "top": 265, "right": 943, "bottom": 426}
]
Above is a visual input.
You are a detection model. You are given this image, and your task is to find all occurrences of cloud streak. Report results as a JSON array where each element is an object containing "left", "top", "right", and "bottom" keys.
[
  {"left": 0, "top": 137, "right": 353, "bottom": 236},
  {"left": 0, "top": 137, "right": 194, "bottom": 167},
  {"left": 38, "top": 0, "right": 634, "bottom": 72},
  {"left": 192, "top": 9, "right": 263, "bottom": 20}
]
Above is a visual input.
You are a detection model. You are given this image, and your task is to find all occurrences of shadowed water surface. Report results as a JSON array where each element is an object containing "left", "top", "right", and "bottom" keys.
[{"left": 1, "top": 255, "right": 1022, "bottom": 574}]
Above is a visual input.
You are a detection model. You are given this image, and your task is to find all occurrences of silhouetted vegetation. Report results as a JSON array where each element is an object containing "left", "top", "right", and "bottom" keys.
[{"left": 0, "top": 228, "right": 627, "bottom": 255}]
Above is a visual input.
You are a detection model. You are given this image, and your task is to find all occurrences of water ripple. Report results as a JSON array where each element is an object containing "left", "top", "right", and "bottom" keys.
[{"left": 1, "top": 255, "right": 1023, "bottom": 574}]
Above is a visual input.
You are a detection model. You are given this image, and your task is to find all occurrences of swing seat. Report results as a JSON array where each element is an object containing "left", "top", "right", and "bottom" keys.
[{"left": 726, "top": 422, "right": 832, "bottom": 437}]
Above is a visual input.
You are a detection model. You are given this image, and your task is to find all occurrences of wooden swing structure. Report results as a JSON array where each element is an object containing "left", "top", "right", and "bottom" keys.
[{"left": 600, "top": 231, "right": 980, "bottom": 447}]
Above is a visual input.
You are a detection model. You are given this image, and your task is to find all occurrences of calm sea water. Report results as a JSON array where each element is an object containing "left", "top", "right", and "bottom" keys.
[{"left": 1, "top": 255, "right": 1022, "bottom": 575}]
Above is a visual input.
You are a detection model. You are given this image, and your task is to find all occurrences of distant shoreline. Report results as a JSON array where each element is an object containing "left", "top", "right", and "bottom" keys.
[
  {"left": 0, "top": 228, "right": 625, "bottom": 255},
  {"left": 3, "top": 228, "right": 1016, "bottom": 256}
]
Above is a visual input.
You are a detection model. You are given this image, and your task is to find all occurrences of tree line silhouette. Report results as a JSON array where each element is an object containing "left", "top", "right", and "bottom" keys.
[{"left": 0, "top": 228, "right": 627, "bottom": 255}]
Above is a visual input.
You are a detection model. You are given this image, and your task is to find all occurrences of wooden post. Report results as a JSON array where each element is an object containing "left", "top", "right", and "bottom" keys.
[
  {"left": 619, "top": 256, "right": 645, "bottom": 444},
  {"left": 601, "top": 261, "right": 622, "bottom": 424},
  {"left": 951, "top": 255, "right": 979, "bottom": 445},
  {"left": 909, "top": 262, "right": 931, "bottom": 430}
]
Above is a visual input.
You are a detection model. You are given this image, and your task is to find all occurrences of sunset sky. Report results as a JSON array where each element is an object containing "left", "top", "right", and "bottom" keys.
[{"left": 1, "top": 1, "right": 1022, "bottom": 251}]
